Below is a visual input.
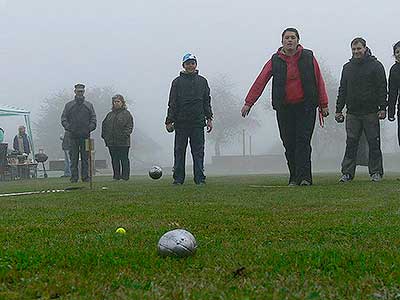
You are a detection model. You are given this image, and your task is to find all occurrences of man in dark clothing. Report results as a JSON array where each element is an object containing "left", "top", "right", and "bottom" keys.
[
  {"left": 165, "top": 53, "right": 213, "bottom": 185},
  {"left": 13, "top": 125, "right": 31, "bottom": 155},
  {"left": 61, "top": 84, "right": 97, "bottom": 183},
  {"left": 241, "top": 28, "right": 329, "bottom": 186},
  {"left": 388, "top": 41, "right": 400, "bottom": 146},
  {"left": 335, "top": 38, "right": 387, "bottom": 183}
]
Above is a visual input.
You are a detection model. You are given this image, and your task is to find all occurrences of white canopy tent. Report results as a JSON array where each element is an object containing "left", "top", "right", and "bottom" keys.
[{"left": 0, "top": 104, "right": 35, "bottom": 157}]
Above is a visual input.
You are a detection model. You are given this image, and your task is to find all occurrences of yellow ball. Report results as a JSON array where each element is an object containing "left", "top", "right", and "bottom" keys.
[{"left": 115, "top": 227, "right": 126, "bottom": 234}]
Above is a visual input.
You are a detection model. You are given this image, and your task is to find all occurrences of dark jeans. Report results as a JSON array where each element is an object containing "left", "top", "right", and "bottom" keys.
[
  {"left": 276, "top": 102, "right": 316, "bottom": 184},
  {"left": 398, "top": 116, "right": 400, "bottom": 147},
  {"left": 173, "top": 127, "right": 205, "bottom": 184},
  {"left": 70, "top": 137, "right": 89, "bottom": 182},
  {"left": 341, "top": 113, "right": 383, "bottom": 178},
  {"left": 108, "top": 146, "right": 130, "bottom": 180}
]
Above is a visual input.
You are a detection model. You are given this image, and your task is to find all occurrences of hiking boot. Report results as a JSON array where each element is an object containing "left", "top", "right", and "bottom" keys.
[
  {"left": 339, "top": 174, "right": 352, "bottom": 183},
  {"left": 370, "top": 173, "right": 382, "bottom": 182}
]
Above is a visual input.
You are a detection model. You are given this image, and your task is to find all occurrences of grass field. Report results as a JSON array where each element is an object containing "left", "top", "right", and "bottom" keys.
[{"left": 0, "top": 174, "right": 400, "bottom": 299}]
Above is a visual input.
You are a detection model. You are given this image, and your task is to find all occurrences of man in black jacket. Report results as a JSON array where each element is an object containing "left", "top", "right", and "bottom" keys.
[
  {"left": 165, "top": 53, "right": 213, "bottom": 185},
  {"left": 388, "top": 41, "right": 400, "bottom": 146},
  {"left": 61, "top": 84, "right": 97, "bottom": 183},
  {"left": 335, "top": 38, "right": 387, "bottom": 182}
]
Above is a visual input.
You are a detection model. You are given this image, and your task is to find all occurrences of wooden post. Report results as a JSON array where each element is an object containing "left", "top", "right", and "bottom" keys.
[{"left": 86, "top": 138, "right": 94, "bottom": 190}]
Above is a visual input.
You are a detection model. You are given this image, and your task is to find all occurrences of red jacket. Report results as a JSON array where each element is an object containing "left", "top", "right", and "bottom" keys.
[{"left": 245, "top": 45, "right": 328, "bottom": 108}]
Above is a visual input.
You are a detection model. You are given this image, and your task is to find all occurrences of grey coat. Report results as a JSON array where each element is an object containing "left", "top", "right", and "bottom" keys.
[
  {"left": 61, "top": 97, "right": 97, "bottom": 138},
  {"left": 101, "top": 108, "right": 134, "bottom": 147}
]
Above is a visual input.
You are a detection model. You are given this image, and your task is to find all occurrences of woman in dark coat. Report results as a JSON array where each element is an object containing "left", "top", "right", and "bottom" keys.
[
  {"left": 388, "top": 41, "right": 400, "bottom": 146},
  {"left": 101, "top": 94, "right": 134, "bottom": 180}
]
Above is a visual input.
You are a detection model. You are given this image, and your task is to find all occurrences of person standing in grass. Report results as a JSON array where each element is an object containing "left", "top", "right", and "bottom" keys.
[
  {"left": 13, "top": 125, "right": 31, "bottom": 155},
  {"left": 165, "top": 53, "right": 213, "bottom": 185},
  {"left": 101, "top": 94, "right": 134, "bottom": 181},
  {"left": 241, "top": 28, "right": 329, "bottom": 186},
  {"left": 388, "top": 41, "right": 400, "bottom": 147},
  {"left": 335, "top": 38, "right": 387, "bottom": 183},
  {"left": 61, "top": 83, "right": 97, "bottom": 183}
]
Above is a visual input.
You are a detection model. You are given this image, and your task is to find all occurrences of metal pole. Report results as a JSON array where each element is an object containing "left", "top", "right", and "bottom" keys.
[
  {"left": 249, "top": 135, "right": 252, "bottom": 156},
  {"left": 242, "top": 129, "right": 245, "bottom": 156}
]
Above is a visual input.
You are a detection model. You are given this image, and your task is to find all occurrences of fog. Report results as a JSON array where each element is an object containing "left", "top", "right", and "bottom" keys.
[{"left": 1, "top": 0, "right": 399, "bottom": 171}]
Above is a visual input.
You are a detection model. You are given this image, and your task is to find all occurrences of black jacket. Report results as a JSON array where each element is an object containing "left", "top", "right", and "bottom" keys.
[
  {"left": 336, "top": 52, "right": 387, "bottom": 114},
  {"left": 101, "top": 108, "right": 134, "bottom": 147},
  {"left": 388, "top": 62, "right": 400, "bottom": 118},
  {"left": 166, "top": 71, "right": 213, "bottom": 128},
  {"left": 61, "top": 97, "right": 97, "bottom": 138}
]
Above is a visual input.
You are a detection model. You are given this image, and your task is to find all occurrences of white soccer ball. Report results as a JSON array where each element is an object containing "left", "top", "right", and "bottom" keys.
[{"left": 157, "top": 229, "right": 197, "bottom": 257}]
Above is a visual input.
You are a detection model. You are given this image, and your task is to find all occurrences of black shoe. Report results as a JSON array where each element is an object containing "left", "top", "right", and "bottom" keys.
[
  {"left": 60, "top": 175, "right": 70, "bottom": 178},
  {"left": 172, "top": 181, "right": 183, "bottom": 185},
  {"left": 82, "top": 178, "right": 90, "bottom": 183},
  {"left": 195, "top": 181, "right": 206, "bottom": 185},
  {"left": 70, "top": 178, "right": 78, "bottom": 183}
]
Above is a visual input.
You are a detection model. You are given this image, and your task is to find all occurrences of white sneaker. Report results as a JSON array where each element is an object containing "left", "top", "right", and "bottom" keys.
[
  {"left": 371, "top": 173, "right": 382, "bottom": 182},
  {"left": 339, "top": 174, "right": 352, "bottom": 183},
  {"left": 299, "top": 180, "right": 312, "bottom": 186}
]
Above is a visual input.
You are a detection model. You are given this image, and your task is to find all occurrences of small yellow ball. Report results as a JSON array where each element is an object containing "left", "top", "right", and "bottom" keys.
[{"left": 115, "top": 227, "right": 126, "bottom": 234}]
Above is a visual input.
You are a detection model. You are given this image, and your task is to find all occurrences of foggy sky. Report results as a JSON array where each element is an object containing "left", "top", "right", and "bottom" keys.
[{"left": 0, "top": 0, "right": 398, "bottom": 159}]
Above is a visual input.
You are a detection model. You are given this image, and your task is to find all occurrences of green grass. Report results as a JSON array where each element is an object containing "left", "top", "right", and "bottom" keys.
[{"left": 1, "top": 174, "right": 400, "bottom": 299}]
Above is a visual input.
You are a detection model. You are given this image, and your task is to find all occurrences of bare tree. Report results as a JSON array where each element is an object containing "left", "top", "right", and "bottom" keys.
[
  {"left": 208, "top": 75, "right": 260, "bottom": 156},
  {"left": 311, "top": 63, "right": 346, "bottom": 161}
]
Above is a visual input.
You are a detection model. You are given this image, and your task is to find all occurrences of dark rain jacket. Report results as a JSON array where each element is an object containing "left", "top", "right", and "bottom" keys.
[
  {"left": 388, "top": 62, "right": 400, "bottom": 118},
  {"left": 165, "top": 70, "right": 213, "bottom": 128},
  {"left": 101, "top": 108, "right": 134, "bottom": 147},
  {"left": 61, "top": 96, "right": 97, "bottom": 139},
  {"left": 336, "top": 51, "right": 387, "bottom": 114}
]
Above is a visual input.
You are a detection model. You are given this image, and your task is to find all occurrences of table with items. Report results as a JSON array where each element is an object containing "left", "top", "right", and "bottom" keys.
[{"left": 7, "top": 153, "right": 38, "bottom": 180}]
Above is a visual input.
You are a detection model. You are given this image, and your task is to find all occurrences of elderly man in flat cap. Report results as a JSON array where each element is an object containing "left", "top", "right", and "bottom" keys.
[{"left": 61, "top": 84, "right": 97, "bottom": 183}]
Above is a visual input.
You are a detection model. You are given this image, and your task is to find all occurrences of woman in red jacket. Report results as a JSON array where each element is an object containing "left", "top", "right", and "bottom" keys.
[{"left": 241, "top": 28, "right": 329, "bottom": 186}]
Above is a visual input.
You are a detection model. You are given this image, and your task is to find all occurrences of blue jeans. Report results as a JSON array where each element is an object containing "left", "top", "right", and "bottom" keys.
[
  {"left": 173, "top": 127, "right": 206, "bottom": 184},
  {"left": 64, "top": 150, "right": 71, "bottom": 176}
]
